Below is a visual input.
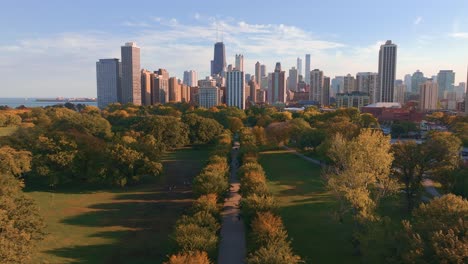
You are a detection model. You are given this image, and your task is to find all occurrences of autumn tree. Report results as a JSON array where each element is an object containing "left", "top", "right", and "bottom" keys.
[
  {"left": 165, "top": 251, "right": 211, "bottom": 264},
  {"left": 0, "top": 146, "right": 31, "bottom": 178}
]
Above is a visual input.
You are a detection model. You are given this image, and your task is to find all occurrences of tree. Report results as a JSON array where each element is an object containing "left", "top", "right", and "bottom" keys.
[
  {"left": 0, "top": 146, "right": 31, "bottom": 177},
  {"left": 399, "top": 194, "right": 468, "bottom": 264},
  {"left": 265, "top": 122, "right": 291, "bottom": 146},
  {"left": 251, "top": 126, "right": 267, "bottom": 146},
  {"left": 183, "top": 114, "right": 224, "bottom": 144},
  {"left": 360, "top": 113, "right": 379, "bottom": 128},
  {"left": 0, "top": 173, "right": 45, "bottom": 263},
  {"left": 174, "top": 223, "right": 218, "bottom": 254},
  {"left": 326, "top": 129, "right": 398, "bottom": 223},
  {"left": 247, "top": 240, "right": 302, "bottom": 264},
  {"left": 165, "top": 251, "right": 211, "bottom": 264},
  {"left": 227, "top": 117, "right": 244, "bottom": 133}
]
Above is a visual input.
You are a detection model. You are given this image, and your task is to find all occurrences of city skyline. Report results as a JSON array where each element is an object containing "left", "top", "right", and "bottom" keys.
[{"left": 1, "top": 0, "right": 468, "bottom": 97}]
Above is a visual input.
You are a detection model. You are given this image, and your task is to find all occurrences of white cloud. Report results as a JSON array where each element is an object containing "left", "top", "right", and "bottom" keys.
[
  {"left": 413, "top": 16, "right": 423, "bottom": 25},
  {"left": 122, "top": 21, "right": 151, "bottom": 27},
  {"left": 449, "top": 32, "right": 468, "bottom": 39}
]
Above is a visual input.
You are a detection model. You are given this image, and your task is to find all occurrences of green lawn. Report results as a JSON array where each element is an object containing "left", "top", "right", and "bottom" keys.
[
  {"left": 27, "top": 146, "right": 211, "bottom": 264},
  {"left": 259, "top": 150, "right": 360, "bottom": 264},
  {"left": 0, "top": 126, "right": 18, "bottom": 137}
]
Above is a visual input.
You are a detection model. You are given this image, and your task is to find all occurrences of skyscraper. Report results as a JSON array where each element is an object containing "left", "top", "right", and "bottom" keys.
[
  {"left": 356, "top": 72, "right": 379, "bottom": 104},
  {"left": 378, "top": 40, "right": 397, "bottom": 102},
  {"left": 121, "top": 42, "right": 141, "bottom": 105},
  {"left": 437, "top": 70, "right": 455, "bottom": 99},
  {"left": 322, "top": 77, "right": 330, "bottom": 106},
  {"left": 96, "top": 58, "right": 120, "bottom": 108},
  {"left": 419, "top": 80, "right": 438, "bottom": 111},
  {"left": 297, "top": 57, "right": 302, "bottom": 78},
  {"left": 152, "top": 69, "right": 169, "bottom": 104},
  {"left": 394, "top": 83, "right": 406, "bottom": 106},
  {"left": 235, "top": 54, "right": 244, "bottom": 71},
  {"left": 269, "top": 62, "right": 286, "bottom": 103},
  {"left": 198, "top": 77, "right": 219, "bottom": 108},
  {"left": 255, "top": 61, "right": 261, "bottom": 86},
  {"left": 226, "top": 70, "right": 245, "bottom": 109},
  {"left": 168, "top": 77, "right": 181, "bottom": 102},
  {"left": 288, "top": 67, "right": 298, "bottom": 91},
  {"left": 331, "top": 76, "right": 344, "bottom": 96},
  {"left": 211, "top": 42, "right": 226, "bottom": 76},
  {"left": 411, "top": 70, "right": 426, "bottom": 94},
  {"left": 309, "top": 69, "right": 323, "bottom": 102},
  {"left": 141, "top": 69, "right": 152, "bottom": 106},
  {"left": 183, "top": 70, "right": 198, "bottom": 87},
  {"left": 305, "top": 54, "right": 311, "bottom": 84},
  {"left": 404, "top": 74, "right": 412, "bottom": 93},
  {"left": 260, "top": 65, "right": 266, "bottom": 78}
]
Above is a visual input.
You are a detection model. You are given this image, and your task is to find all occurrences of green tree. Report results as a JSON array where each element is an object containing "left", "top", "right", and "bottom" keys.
[
  {"left": 0, "top": 146, "right": 31, "bottom": 177},
  {"left": 183, "top": 114, "right": 224, "bottom": 144}
]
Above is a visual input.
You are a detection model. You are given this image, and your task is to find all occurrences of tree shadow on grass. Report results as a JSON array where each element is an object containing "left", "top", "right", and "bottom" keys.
[{"left": 44, "top": 186, "right": 193, "bottom": 264}]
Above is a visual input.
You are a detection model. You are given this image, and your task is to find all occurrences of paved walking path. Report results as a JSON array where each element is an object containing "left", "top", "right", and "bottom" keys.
[{"left": 217, "top": 145, "right": 246, "bottom": 264}]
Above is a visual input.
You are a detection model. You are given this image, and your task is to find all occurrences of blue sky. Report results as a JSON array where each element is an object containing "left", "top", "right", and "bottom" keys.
[{"left": 1, "top": 0, "right": 467, "bottom": 97}]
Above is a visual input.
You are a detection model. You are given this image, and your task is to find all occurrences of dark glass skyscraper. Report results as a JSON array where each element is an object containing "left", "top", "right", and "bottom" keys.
[{"left": 211, "top": 42, "right": 226, "bottom": 76}]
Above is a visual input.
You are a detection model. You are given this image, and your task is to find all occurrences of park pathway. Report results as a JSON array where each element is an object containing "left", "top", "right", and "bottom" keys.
[{"left": 217, "top": 145, "right": 246, "bottom": 264}]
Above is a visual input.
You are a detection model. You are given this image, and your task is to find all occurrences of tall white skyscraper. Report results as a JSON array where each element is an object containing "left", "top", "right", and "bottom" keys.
[
  {"left": 226, "top": 70, "right": 246, "bottom": 109},
  {"left": 121, "top": 42, "right": 141, "bottom": 105},
  {"left": 96, "top": 58, "right": 120, "bottom": 108},
  {"left": 288, "top": 67, "right": 298, "bottom": 91},
  {"left": 378, "top": 40, "right": 397, "bottom": 102},
  {"left": 235, "top": 54, "right": 244, "bottom": 71},
  {"left": 309, "top": 69, "right": 323, "bottom": 102},
  {"left": 404, "top": 74, "right": 412, "bottom": 93},
  {"left": 297, "top": 57, "right": 303, "bottom": 78},
  {"left": 183, "top": 70, "right": 198, "bottom": 87},
  {"left": 305, "top": 54, "right": 311, "bottom": 84}
]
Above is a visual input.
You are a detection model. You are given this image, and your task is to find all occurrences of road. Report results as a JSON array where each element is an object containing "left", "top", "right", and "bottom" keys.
[{"left": 217, "top": 146, "right": 246, "bottom": 264}]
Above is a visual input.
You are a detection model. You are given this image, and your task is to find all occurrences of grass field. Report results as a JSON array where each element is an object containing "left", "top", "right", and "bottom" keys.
[
  {"left": 27, "top": 146, "right": 211, "bottom": 264},
  {"left": 259, "top": 150, "right": 360, "bottom": 264}
]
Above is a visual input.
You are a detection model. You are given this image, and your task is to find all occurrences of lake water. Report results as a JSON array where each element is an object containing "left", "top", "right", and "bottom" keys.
[{"left": 0, "top": 98, "right": 97, "bottom": 108}]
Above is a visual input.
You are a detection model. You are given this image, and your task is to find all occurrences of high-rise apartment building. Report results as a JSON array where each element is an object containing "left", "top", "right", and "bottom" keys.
[
  {"left": 260, "top": 65, "right": 266, "bottom": 78},
  {"left": 404, "top": 74, "right": 412, "bottom": 93},
  {"left": 168, "top": 77, "right": 181, "bottom": 102},
  {"left": 198, "top": 77, "right": 219, "bottom": 108},
  {"left": 297, "top": 57, "right": 302, "bottom": 78},
  {"left": 183, "top": 70, "right": 198, "bottom": 87},
  {"left": 96, "top": 58, "right": 120, "bottom": 108},
  {"left": 247, "top": 79, "right": 259, "bottom": 104},
  {"left": 419, "top": 80, "right": 438, "bottom": 111},
  {"left": 235, "top": 54, "right": 244, "bottom": 71},
  {"left": 411, "top": 70, "right": 426, "bottom": 94},
  {"left": 305, "top": 54, "right": 311, "bottom": 84},
  {"left": 437, "top": 70, "right": 455, "bottom": 100},
  {"left": 141, "top": 69, "right": 152, "bottom": 106},
  {"left": 211, "top": 42, "right": 226, "bottom": 76},
  {"left": 309, "top": 69, "right": 323, "bottom": 102},
  {"left": 180, "top": 84, "right": 191, "bottom": 103},
  {"left": 331, "top": 76, "right": 344, "bottom": 97},
  {"left": 343, "top": 74, "right": 356, "bottom": 93},
  {"left": 152, "top": 70, "right": 169, "bottom": 104},
  {"left": 378, "top": 40, "right": 397, "bottom": 102},
  {"left": 394, "top": 83, "right": 406, "bottom": 106},
  {"left": 226, "top": 70, "right": 246, "bottom": 109},
  {"left": 288, "top": 67, "right": 298, "bottom": 91},
  {"left": 356, "top": 72, "right": 379, "bottom": 104},
  {"left": 121, "top": 42, "right": 141, "bottom": 105},
  {"left": 322, "top": 77, "right": 330, "bottom": 106},
  {"left": 268, "top": 63, "right": 286, "bottom": 103}
]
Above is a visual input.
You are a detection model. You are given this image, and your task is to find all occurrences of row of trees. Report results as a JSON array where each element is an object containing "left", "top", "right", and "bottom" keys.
[
  {"left": 166, "top": 132, "right": 232, "bottom": 264},
  {"left": 324, "top": 128, "right": 468, "bottom": 263},
  {"left": 238, "top": 128, "right": 302, "bottom": 264},
  {"left": 0, "top": 146, "right": 45, "bottom": 263}
]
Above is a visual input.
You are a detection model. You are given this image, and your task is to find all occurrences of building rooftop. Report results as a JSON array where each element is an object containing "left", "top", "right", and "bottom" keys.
[{"left": 365, "top": 102, "right": 402, "bottom": 108}]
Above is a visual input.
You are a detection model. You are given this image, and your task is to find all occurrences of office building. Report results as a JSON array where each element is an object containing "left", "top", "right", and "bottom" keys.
[
  {"left": 437, "top": 70, "right": 455, "bottom": 99},
  {"left": 199, "top": 77, "right": 220, "bottom": 108},
  {"left": 288, "top": 67, "right": 298, "bottom": 91},
  {"left": 96, "top": 58, "right": 120, "bottom": 108},
  {"left": 235, "top": 54, "right": 244, "bottom": 71},
  {"left": 183, "top": 70, "right": 198, "bottom": 87},
  {"left": 152, "top": 69, "right": 169, "bottom": 104},
  {"left": 255, "top": 61, "right": 261, "bottom": 86},
  {"left": 378, "top": 40, "right": 397, "bottom": 102},
  {"left": 404, "top": 74, "right": 412, "bottom": 93},
  {"left": 419, "top": 80, "right": 438, "bottom": 111},
  {"left": 305, "top": 54, "right": 311, "bottom": 84},
  {"left": 394, "top": 83, "right": 406, "bottom": 105},
  {"left": 331, "top": 76, "right": 344, "bottom": 97},
  {"left": 141, "top": 69, "right": 152, "bottom": 105},
  {"left": 356, "top": 72, "right": 379, "bottom": 104},
  {"left": 336, "top": 91, "right": 370, "bottom": 108},
  {"left": 211, "top": 42, "right": 226, "bottom": 75},
  {"left": 247, "top": 79, "right": 259, "bottom": 104},
  {"left": 411, "top": 70, "right": 426, "bottom": 94},
  {"left": 121, "top": 42, "right": 141, "bottom": 105},
  {"left": 260, "top": 65, "right": 266, "bottom": 78},
  {"left": 309, "top": 69, "right": 323, "bottom": 102},
  {"left": 245, "top": 73, "right": 252, "bottom": 82},
  {"left": 297, "top": 57, "right": 302, "bottom": 78},
  {"left": 269, "top": 62, "right": 287, "bottom": 103},
  {"left": 226, "top": 70, "right": 246, "bottom": 109},
  {"left": 343, "top": 74, "right": 356, "bottom": 93}
]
